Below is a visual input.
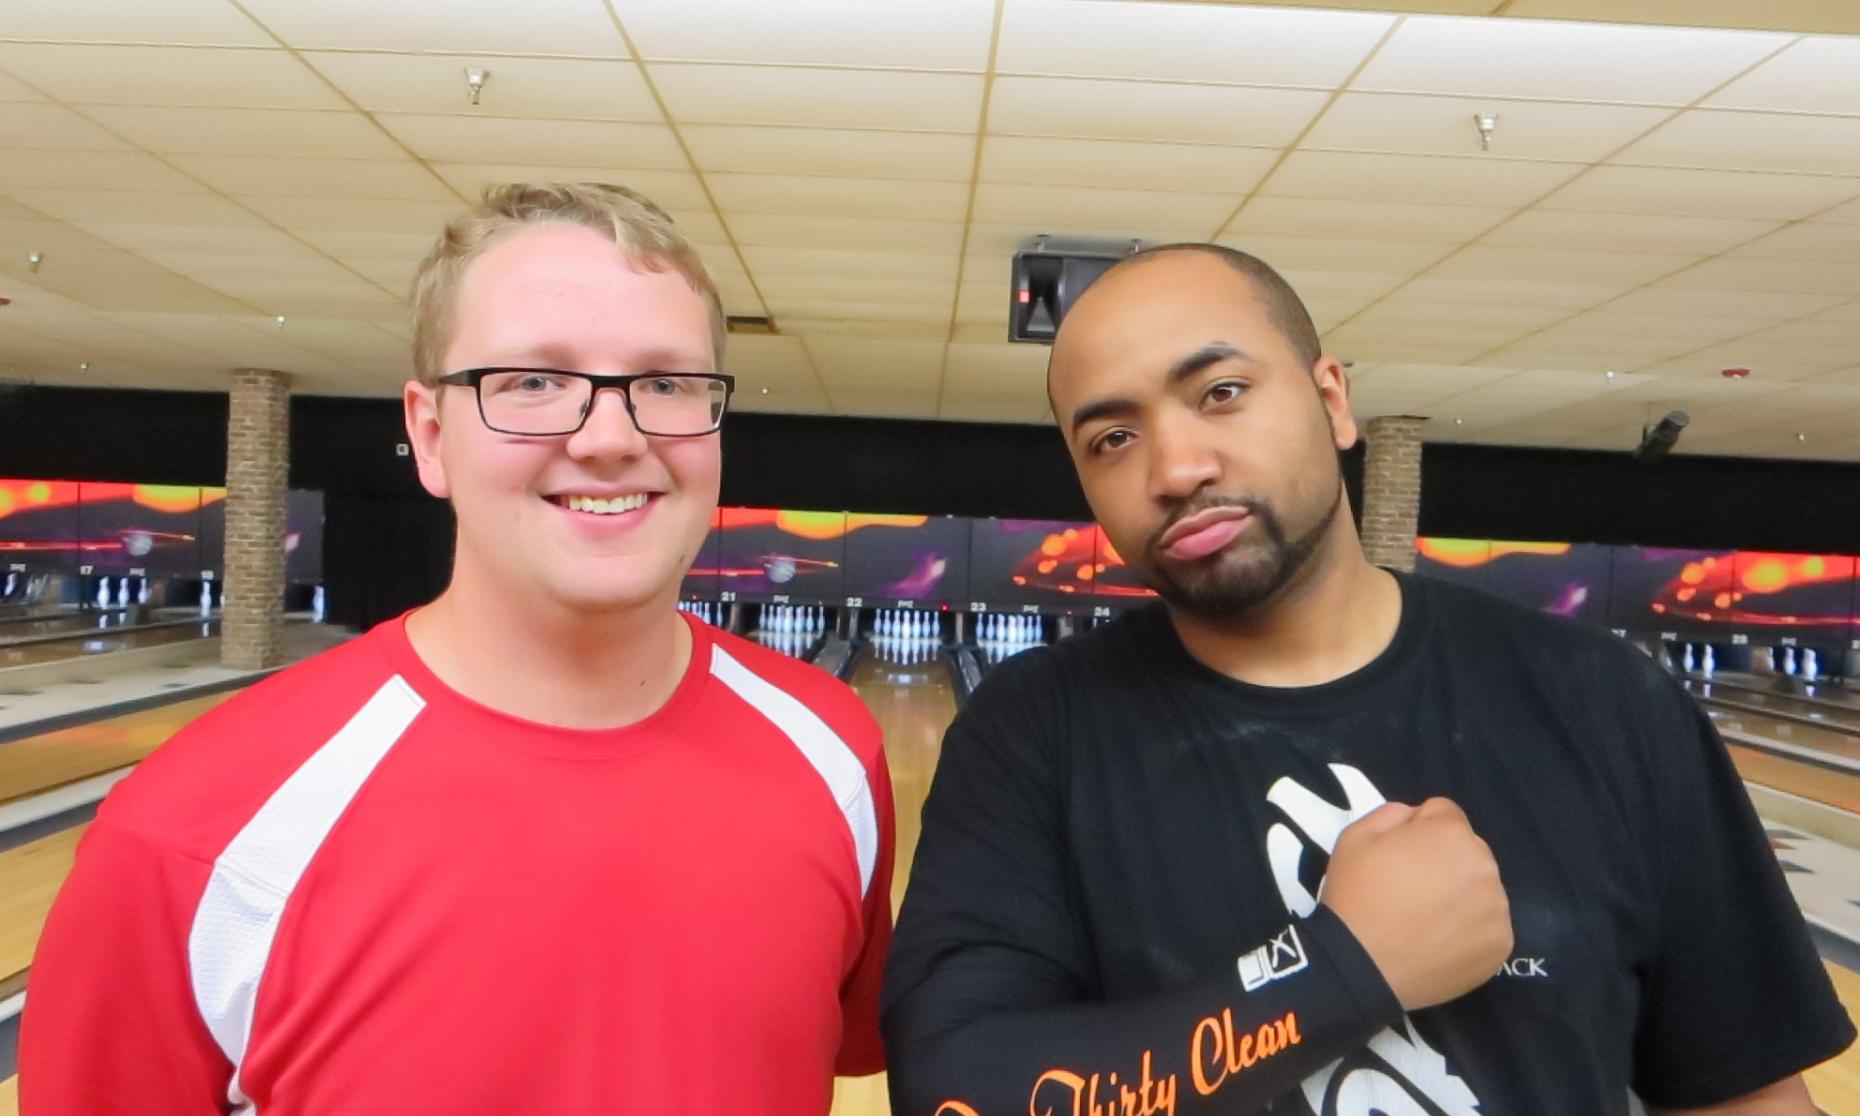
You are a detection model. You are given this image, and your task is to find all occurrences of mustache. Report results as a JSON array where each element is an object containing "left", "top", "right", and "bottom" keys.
[{"left": 1145, "top": 494, "right": 1268, "bottom": 556}]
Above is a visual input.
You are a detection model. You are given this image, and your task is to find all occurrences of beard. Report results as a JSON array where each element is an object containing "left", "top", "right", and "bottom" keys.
[{"left": 1134, "top": 483, "right": 1343, "bottom": 622}]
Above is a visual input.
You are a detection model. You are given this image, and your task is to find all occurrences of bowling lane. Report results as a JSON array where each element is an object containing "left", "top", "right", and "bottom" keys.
[
  {"left": 1689, "top": 672, "right": 1860, "bottom": 716},
  {"left": 1700, "top": 701, "right": 1860, "bottom": 771},
  {"left": 0, "top": 690, "right": 238, "bottom": 806},
  {"left": 832, "top": 644, "right": 957, "bottom": 1116},
  {"left": 1688, "top": 680, "right": 1860, "bottom": 735},
  {"left": 1809, "top": 960, "right": 1860, "bottom": 1111},
  {"left": 1727, "top": 744, "right": 1860, "bottom": 814},
  {"left": 0, "top": 609, "right": 131, "bottom": 640},
  {"left": 0, "top": 620, "right": 217, "bottom": 669}
]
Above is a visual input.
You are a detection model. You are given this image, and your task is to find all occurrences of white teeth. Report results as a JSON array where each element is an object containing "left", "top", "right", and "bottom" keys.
[{"left": 565, "top": 493, "right": 648, "bottom": 515}]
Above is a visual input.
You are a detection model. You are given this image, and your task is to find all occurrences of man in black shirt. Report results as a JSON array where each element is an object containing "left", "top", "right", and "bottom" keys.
[{"left": 882, "top": 245, "right": 1852, "bottom": 1115}]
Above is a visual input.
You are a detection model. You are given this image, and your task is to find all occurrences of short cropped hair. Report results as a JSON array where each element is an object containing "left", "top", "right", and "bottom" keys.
[
  {"left": 409, "top": 182, "right": 724, "bottom": 386},
  {"left": 1101, "top": 243, "right": 1322, "bottom": 370}
]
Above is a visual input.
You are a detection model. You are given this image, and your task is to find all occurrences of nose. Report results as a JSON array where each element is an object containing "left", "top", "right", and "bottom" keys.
[
  {"left": 1146, "top": 409, "right": 1222, "bottom": 504},
  {"left": 564, "top": 385, "right": 650, "bottom": 461}
]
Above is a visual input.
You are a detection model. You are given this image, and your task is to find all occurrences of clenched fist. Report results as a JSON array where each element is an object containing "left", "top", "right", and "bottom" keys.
[{"left": 1320, "top": 798, "right": 1513, "bottom": 1012}]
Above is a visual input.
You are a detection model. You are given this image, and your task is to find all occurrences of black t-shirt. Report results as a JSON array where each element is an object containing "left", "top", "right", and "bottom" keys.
[{"left": 883, "top": 571, "right": 1853, "bottom": 1115}]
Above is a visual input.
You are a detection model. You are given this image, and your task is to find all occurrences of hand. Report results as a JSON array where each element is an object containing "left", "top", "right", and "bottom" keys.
[{"left": 1320, "top": 798, "right": 1513, "bottom": 1012}]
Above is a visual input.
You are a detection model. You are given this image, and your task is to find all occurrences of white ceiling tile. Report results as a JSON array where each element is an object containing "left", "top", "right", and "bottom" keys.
[
  {"left": 1327, "top": 323, "right": 1528, "bottom": 352},
  {"left": 682, "top": 126, "right": 973, "bottom": 181},
  {"left": 1659, "top": 256, "right": 1860, "bottom": 297},
  {"left": 651, "top": 65, "right": 982, "bottom": 132},
  {"left": 782, "top": 318, "right": 949, "bottom": 341},
  {"left": 1276, "top": 268, "right": 1411, "bottom": 303},
  {"left": 989, "top": 76, "right": 1326, "bottom": 147},
  {"left": 1481, "top": 210, "right": 1777, "bottom": 255},
  {"left": 81, "top": 105, "right": 405, "bottom": 159},
  {"left": 200, "top": 277, "right": 399, "bottom": 305},
  {"left": 1608, "top": 285, "right": 1849, "bottom": 319},
  {"left": 1261, "top": 151, "right": 1581, "bottom": 207},
  {"left": 0, "top": 70, "right": 44, "bottom": 101},
  {"left": 740, "top": 247, "right": 959, "bottom": 282},
  {"left": 337, "top": 256, "right": 421, "bottom": 291},
  {"left": 427, "top": 164, "right": 700, "bottom": 208},
  {"left": 4, "top": 188, "right": 266, "bottom": 226},
  {"left": 78, "top": 222, "right": 318, "bottom": 257},
  {"left": 980, "top": 135, "right": 1276, "bottom": 194},
  {"left": 1227, "top": 196, "right": 1511, "bottom": 242},
  {"left": 996, "top": 0, "right": 1392, "bottom": 86},
  {"left": 376, "top": 115, "right": 684, "bottom": 169},
  {"left": 0, "top": 44, "right": 343, "bottom": 109},
  {"left": 1215, "top": 235, "right": 1449, "bottom": 273},
  {"left": 964, "top": 220, "right": 1213, "bottom": 255},
  {"left": 234, "top": 194, "right": 462, "bottom": 232},
  {"left": 304, "top": 53, "right": 660, "bottom": 121},
  {"left": 1346, "top": 300, "right": 1572, "bottom": 334},
  {"left": 0, "top": 150, "right": 205, "bottom": 193},
  {"left": 832, "top": 392, "right": 940, "bottom": 419},
  {"left": 727, "top": 213, "right": 965, "bottom": 252},
  {"left": 766, "top": 298, "right": 950, "bottom": 325},
  {"left": 972, "top": 182, "right": 1239, "bottom": 230},
  {"left": 1539, "top": 165, "right": 1859, "bottom": 221},
  {"left": 662, "top": 208, "right": 728, "bottom": 246},
  {"left": 1617, "top": 110, "right": 1860, "bottom": 177},
  {"left": 288, "top": 228, "right": 438, "bottom": 259},
  {"left": 1397, "top": 275, "right": 1627, "bottom": 310},
  {"left": 806, "top": 336, "right": 944, "bottom": 383},
  {"left": 0, "top": 217, "right": 128, "bottom": 255},
  {"left": 238, "top": 0, "right": 626, "bottom": 55},
  {"left": 1355, "top": 17, "right": 1788, "bottom": 105},
  {"left": 1427, "top": 244, "right": 1693, "bottom": 286},
  {"left": 167, "top": 154, "right": 455, "bottom": 200},
  {"left": 1548, "top": 310, "right": 1774, "bottom": 346},
  {"left": 1703, "top": 36, "right": 1860, "bottom": 115},
  {"left": 143, "top": 252, "right": 359, "bottom": 283},
  {"left": 754, "top": 275, "right": 954, "bottom": 305},
  {"left": 0, "top": 104, "right": 132, "bottom": 151},
  {"left": 1724, "top": 222, "right": 1860, "bottom": 264},
  {"left": 708, "top": 173, "right": 970, "bottom": 221},
  {"left": 1819, "top": 195, "right": 1860, "bottom": 224},
  {"left": 0, "top": 0, "right": 270, "bottom": 46},
  {"left": 620, "top": 0, "right": 994, "bottom": 69},
  {"left": 1306, "top": 93, "right": 1672, "bottom": 162}
]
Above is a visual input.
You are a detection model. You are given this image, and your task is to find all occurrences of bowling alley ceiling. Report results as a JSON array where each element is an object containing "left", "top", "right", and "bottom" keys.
[{"left": 3, "top": 0, "right": 1860, "bottom": 460}]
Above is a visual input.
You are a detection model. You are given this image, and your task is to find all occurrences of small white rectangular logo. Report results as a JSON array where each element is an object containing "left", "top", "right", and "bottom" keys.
[{"left": 1237, "top": 924, "right": 1309, "bottom": 991}]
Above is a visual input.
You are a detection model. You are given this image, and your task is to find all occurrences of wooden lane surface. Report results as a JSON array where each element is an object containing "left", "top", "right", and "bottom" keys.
[
  {"left": 832, "top": 649, "right": 958, "bottom": 1116},
  {"left": 0, "top": 825, "right": 85, "bottom": 992},
  {"left": 0, "top": 623, "right": 208, "bottom": 669},
  {"left": 0, "top": 692, "right": 234, "bottom": 806},
  {"left": 1729, "top": 743, "right": 1860, "bottom": 814}
]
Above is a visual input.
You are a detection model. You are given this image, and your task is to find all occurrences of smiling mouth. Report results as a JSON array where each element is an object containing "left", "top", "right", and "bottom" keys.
[{"left": 548, "top": 493, "right": 653, "bottom": 516}]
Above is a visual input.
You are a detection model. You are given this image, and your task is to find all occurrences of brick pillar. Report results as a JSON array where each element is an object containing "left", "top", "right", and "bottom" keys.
[
  {"left": 222, "top": 368, "right": 290, "bottom": 669},
  {"left": 1360, "top": 415, "right": 1426, "bottom": 573}
]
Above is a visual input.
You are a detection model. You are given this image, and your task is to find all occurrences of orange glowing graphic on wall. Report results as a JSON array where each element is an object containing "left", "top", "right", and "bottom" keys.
[
  {"left": 1415, "top": 538, "right": 1569, "bottom": 568},
  {"left": 1649, "top": 551, "right": 1857, "bottom": 629}
]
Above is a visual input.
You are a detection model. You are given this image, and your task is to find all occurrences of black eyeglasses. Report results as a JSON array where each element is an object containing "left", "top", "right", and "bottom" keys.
[{"left": 437, "top": 368, "right": 735, "bottom": 437}]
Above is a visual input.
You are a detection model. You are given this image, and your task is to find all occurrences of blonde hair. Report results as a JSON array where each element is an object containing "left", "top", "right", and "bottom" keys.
[{"left": 410, "top": 182, "right": 725, "bottom": 386}]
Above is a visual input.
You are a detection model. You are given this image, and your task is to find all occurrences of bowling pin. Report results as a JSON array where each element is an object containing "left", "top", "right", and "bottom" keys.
[
  {"left": 1701, "top": 645, "right": 1714, "bottom": 678},
  {"left": 1783, "top": 646, "right": 1797, "bottom": 676},
  {"left": 313, "top": 585, "right": 326, "bottom": 621},
  {"left": 1804, "top": 649, "right": 1820, "bottom": 682},
  {"left": 1682, "top": 643, "right": 1695, "bottom": 673},
  {"left": 137, "top": 577, "right": 150, "bottom": 605},
  {"left": 117, "top": 577, "right": 130, "bottom": 607},
  {"left": 200, "top": 580, "right": 214, "bottom": 615}
]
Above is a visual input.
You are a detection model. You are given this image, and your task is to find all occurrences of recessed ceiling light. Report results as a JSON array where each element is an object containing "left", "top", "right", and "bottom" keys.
[
  {"left": 78, "top": 361, "right": 90, "bottom": 370},
  {"left": 274, "top": 315, "right": 287, "bottom": 327},
  {"left": 26, "top": 252, "right": 43, "bottom": 273},
  {"left": 1796, "top": 432, "right": 1808, "bottom": 443},
  {"left": 760, "top": 388, "right": 769, "bottom": 395},
  {"left": 1605, "top": 370, "right": 1617, "bottom": 380},
  {"left": 1454, "top": 418, "right": 1464, "bottom": 426}
]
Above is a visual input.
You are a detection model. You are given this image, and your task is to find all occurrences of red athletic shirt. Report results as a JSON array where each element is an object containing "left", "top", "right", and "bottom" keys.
[{"left": 21, "top": 612, "right": 893, "bottom": 1115}]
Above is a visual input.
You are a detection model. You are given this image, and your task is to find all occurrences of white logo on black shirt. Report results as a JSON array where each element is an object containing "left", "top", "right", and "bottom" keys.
[
  {"left": 1264, "top": 764, "right": 1484, "bottom": 1116},
  {"left": 1238, "top": 924, "right": 1310, "bottom": 991}
]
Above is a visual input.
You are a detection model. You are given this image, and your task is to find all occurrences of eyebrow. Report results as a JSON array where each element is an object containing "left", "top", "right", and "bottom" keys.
[{"left": 1066, "top": 341, "right": 1251, "bottom": 437}]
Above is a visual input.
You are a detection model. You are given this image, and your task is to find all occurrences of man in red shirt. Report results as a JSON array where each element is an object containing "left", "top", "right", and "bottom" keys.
[{"left": 21, "top": 183, "right": 894, "bottom": 1115}]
